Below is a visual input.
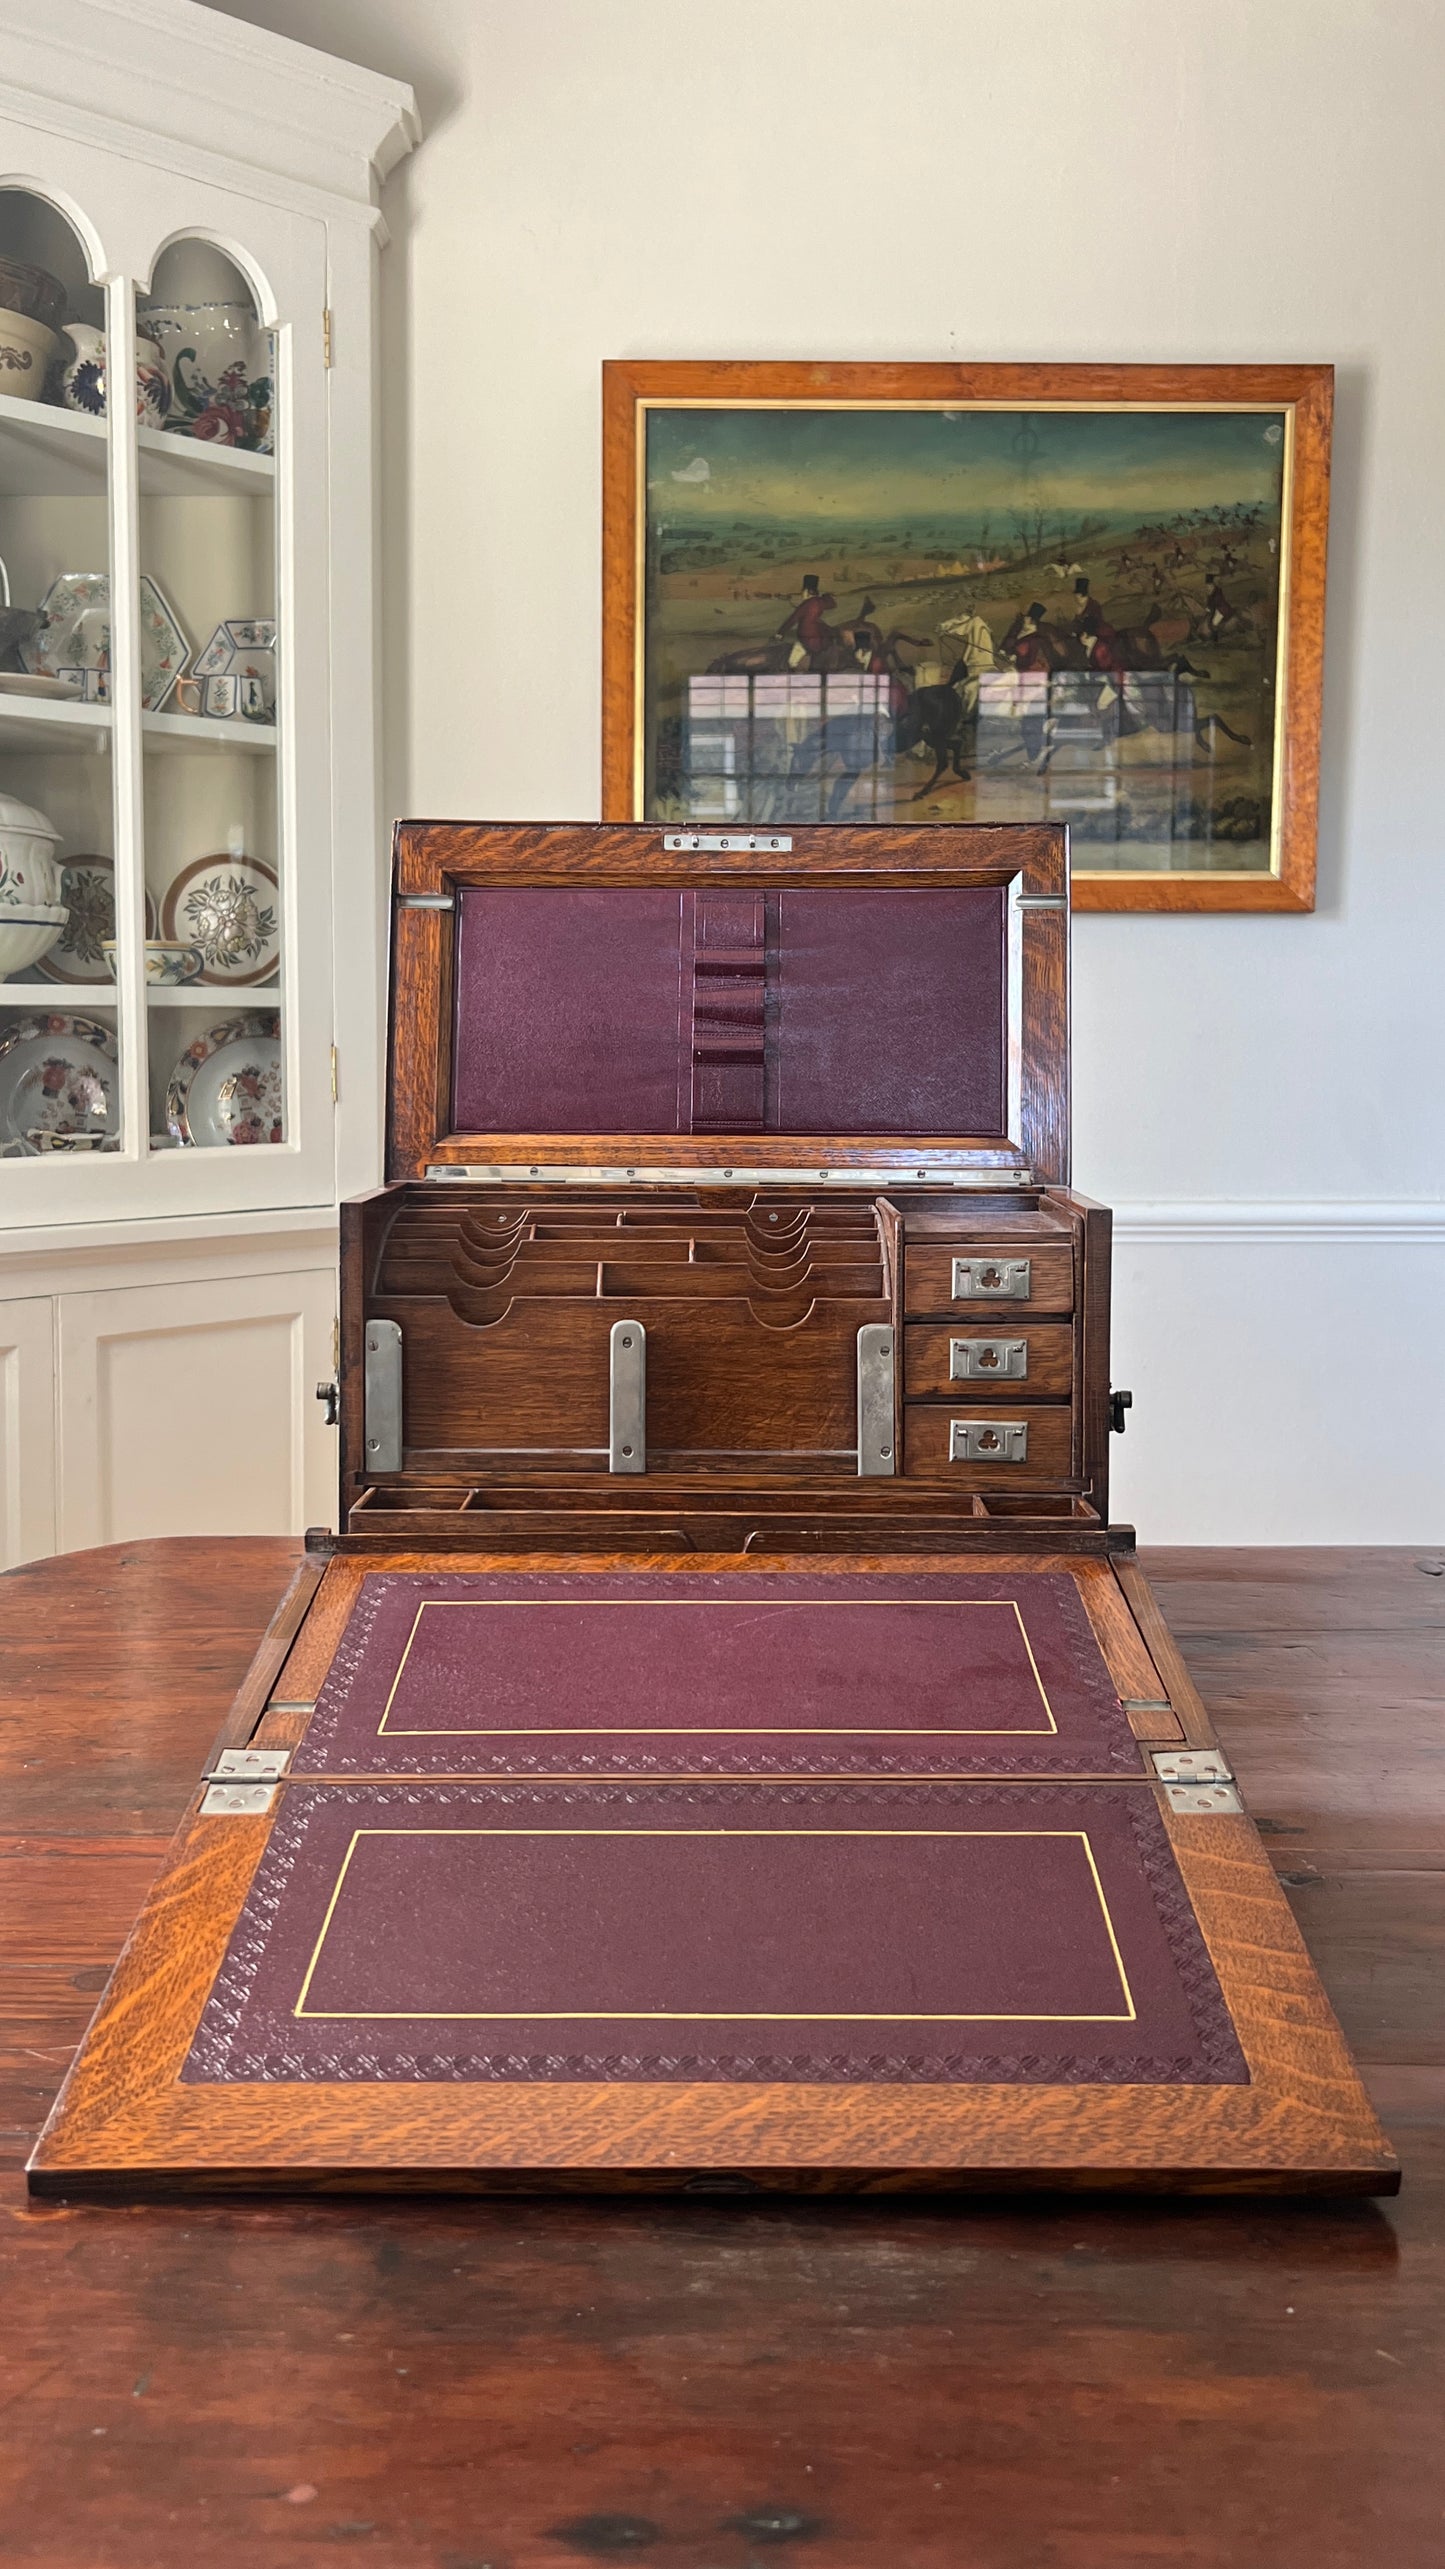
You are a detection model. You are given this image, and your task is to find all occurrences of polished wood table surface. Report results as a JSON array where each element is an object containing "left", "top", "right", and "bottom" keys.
[{"left": 2, "top": 1537, "right": 1441, "bottom": 2569}]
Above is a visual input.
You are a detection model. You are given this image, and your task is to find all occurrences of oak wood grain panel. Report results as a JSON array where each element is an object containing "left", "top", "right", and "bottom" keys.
[
  {"left": 28, "top": 1791, "right": 1395, "bottom": 2194},
  {"left": 903, "top": 1405, "right": 1074, "bottom": 1485},
  {"left": 904, "top": 1243, "right": 1075, "bottom": 1316},
  {"left": 903, "top": 1321, "right": 1074, "bottom": 1397}
]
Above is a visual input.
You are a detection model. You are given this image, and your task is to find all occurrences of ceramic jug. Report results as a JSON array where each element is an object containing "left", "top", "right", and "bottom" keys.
[{"left": 59, "top": 322, "right": 172, "bottom": 429}]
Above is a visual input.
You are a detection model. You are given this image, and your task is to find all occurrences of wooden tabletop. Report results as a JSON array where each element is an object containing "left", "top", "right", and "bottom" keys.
[{"left": 2, "top": 1538, "right": 1441, "bottom": 2568}]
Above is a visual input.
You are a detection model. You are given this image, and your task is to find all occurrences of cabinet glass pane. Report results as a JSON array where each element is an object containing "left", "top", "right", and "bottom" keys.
[
  {"left": 0, "top": 190, "right": 123, "bottom": 1156},
  {"left": 135, "top": 241, "right": 281, "bottom": 1153}
]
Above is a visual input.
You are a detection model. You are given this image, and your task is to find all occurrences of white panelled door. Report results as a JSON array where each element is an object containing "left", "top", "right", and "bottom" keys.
[
  {"left": 0, "top": 1297, "right": 58, "bottom": 1567},
  {"left": 57, "top": 1268, "right": 335, "bottom": 1547}
]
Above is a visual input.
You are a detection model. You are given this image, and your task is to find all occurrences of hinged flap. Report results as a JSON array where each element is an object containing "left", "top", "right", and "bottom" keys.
[{"left": 387, "top": 823, "right": 1070, "bottom": 1185}]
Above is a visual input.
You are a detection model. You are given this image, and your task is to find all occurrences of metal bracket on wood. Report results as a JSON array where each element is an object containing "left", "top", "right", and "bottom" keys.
[
  {"left": 856, "top": 1324, "right": 897, "bottom": 1476},
  {"left": 1013, "top": 895, "right": 1069, "bottom": 910},
  {"left": 208, "top": 1748, "right": 291, "bottom": 1783},
  {"left": 609, "top": 1319, "right": 646, "bottom": 1473},
  {"left": 200, "top": 1781, "right": 278, "bottom": 1816},
  {"left": 400, "top": 893, "right": 455, "bottom": 910},
  {"left": 364, "top": 1320, "right": 403, "bottom": 1473},
  {"left": 1152, "top": 1747, "right": 1242, "bottom": 1813}
]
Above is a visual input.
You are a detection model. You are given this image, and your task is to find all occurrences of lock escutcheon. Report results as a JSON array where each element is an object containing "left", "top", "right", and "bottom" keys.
[{"left": 949, "top": 1335, "right": 1028, "bottom": 1381}]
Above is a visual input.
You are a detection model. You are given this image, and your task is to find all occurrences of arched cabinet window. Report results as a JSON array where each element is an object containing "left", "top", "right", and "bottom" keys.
[{"left": 0, "top": 32, "right": 402, "bottom": 1227}]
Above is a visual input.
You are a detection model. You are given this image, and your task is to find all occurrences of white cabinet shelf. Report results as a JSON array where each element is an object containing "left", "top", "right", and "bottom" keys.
[
  {"left": 142, "top": 709, "right": 278, "bottom": 753},
  {"left": 0, "top": 389, "right": 276, "bottom": 500},
  {"left": 0, "top": 693, "right": 112, "bottom": 752}
]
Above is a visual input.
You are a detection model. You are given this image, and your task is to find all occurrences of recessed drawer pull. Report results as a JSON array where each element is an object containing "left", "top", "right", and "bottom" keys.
[
  {"left": 949, "top": 1335, "right": 1028, "bottom": 1380},
  {"left": 949, "top": 1419, "right": 1029, "bottom": 1463},
  {"left": 952, "top": 1256, "right": 1030, "bottom": 1301}
]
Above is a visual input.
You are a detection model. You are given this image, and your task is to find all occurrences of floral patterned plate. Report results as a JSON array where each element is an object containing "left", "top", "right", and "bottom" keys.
[
  {"left": 19, "top": 572, "right": 190, "bottom": 712},
  {"left": 36, "top": 857, "right": 159, "bottom": 985},
  {"left": 165, "top": 1012, "right": 282, "bottom": 1147},
  {"left": 160, "top": 852, "right": 280, "bottom": 986},
  {"left": 0, "top": 1012, "right": 119, "bottom": 1152}
]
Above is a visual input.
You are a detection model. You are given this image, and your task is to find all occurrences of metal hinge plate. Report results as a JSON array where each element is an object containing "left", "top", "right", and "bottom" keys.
[
  {"left": 209, "top": 1748, "right": 291, "bottom": 1783},
  {"left": 856, "top": 1323, "right": 896, "bottom": 1476},
  {"left": 1152, "top": 1748, "right": 1232, "bottom": 1784},
  {"left": 200, "top": 1781, "right": 278, "bottom": 1817},
  {"left": 949, "top": 1418, "right": 1029, "bottom": 1463},
  {"left": 1013, "top": 895, "right": 1068, "bottom": 911},
  {"left": 1162, "top": 1780, "right": 1244, "bottom": 1814},
  {"left": 663, "top": 833, "right": 792, "bottom": 852},
  {"left": 402, "top": 893, "right": 455, "bottom": 911}
]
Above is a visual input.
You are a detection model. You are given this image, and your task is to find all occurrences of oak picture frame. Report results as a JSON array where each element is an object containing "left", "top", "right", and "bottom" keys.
[{"left": 601, "top": 360, "right": 1333, "bottom": 914}]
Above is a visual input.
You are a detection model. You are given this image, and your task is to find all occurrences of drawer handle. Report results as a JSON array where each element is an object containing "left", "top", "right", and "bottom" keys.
[
  {"left": 950, "top": 1336, "right": 1027, "bottom": 1381},
  {"left": 952, "top": 1256, "right": 1030, "bottom": 1301},
  {"left": 949, "top": 1419, "right": 1029, "bottom": 1463}
]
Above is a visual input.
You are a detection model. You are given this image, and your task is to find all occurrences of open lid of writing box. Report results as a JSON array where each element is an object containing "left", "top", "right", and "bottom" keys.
[{"left": 387, "top": 821, "right": 1070, "bottom": 1188}]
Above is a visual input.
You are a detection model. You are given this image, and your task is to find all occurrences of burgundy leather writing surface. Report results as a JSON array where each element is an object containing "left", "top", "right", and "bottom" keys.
[
  {"left": 182, "top": 1781, "right": 1248, "bottom": 2087},
  {"left": 294, "top": 1568, "right": 1143, "bottom": 1780},
  {"left": 450, "top": 885, "right": 1007, "bottom": 1138}
]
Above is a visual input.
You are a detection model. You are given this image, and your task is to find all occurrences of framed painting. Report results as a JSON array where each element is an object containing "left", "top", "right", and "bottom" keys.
[{"left": 601, "top": 361, "right": 1333, "bottom": 912}]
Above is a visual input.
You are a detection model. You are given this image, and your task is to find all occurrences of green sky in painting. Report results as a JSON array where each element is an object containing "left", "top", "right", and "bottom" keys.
[{"left": 647, "top": 405, "right": 1286, "bottom": 526}]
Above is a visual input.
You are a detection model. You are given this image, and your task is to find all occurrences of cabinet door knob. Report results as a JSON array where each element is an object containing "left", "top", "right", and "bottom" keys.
[
  {"left": 1110, "top": 1388, "right": 1133, "bottom": 1435},
  {"left": 315, "top": 1379, "right": 339, "bottom": 1426}
]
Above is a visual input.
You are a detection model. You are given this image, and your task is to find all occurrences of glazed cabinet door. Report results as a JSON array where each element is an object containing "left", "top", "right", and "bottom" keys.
[{"left": 0, "top": 124, "right": 335, "bottom": 1222}]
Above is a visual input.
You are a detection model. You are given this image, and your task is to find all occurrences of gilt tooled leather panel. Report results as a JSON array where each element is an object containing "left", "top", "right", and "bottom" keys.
[
  {"left": 292, "top": 1569, "right": 1143, "bottom": 1780},
  {"left": 181, "top": 1780, "right": 1247, "bottom": 2088}
]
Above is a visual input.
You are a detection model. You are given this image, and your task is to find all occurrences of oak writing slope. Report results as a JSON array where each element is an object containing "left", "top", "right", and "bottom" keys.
[{"left": 29, "top": 824, "right": 1397, "bottom": 2195}]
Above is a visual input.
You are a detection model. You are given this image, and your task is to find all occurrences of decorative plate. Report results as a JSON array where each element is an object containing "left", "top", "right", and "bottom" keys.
[
  {"left": 36, "top": 857, "right": 159, "bottom": 985},
  {"left": 20, "top": 572, "right": 191, "bottom": 711},
  {"left": 0, "top": 1012, "right": 119, "bottom": 1152},
  {"left": 192, "top": 618, "right": 276, "bottom": 720},
  {"left": 160, "top": 852, "right": 280, "bottom": 986},
  {"left": 165, "top": 1012, "right": 282, "bottom": 1147}
]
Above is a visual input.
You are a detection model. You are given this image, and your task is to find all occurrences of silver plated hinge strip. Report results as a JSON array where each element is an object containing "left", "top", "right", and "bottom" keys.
[
  {"left": 1162, "top": 1779, "right": 1244, "bottom": 1815},
  {"left": 423, "top": 1163, "right": 1033, "bottom": 1190},
  {"left": 1152, "top": 1748, "right": 1233, "bottom": 1784},
  {"left": 949, "top": 1335, "right": 1028, "bottom": 1381},
  {"left": 200, "top": 1781, "right": 277, "bottom": 1816},
  {"left": 952, "top": 1256, "right": 1032, "bottom": 1300},
  {"left": 364, "top": 1319, "right": 403, "bottom": 1472},
  {"left": 663, "top": 832, "right": 793, "bottom": 852},
  {"left": 609, "top": 1319, "right": 646, "bottom": 1474},
  {"left": 208, "top": 1748, "right": 290, "bottom": 1783},
  {"left": 949, "top": 1418, "right": 1029, "bottom": 1463},
  {"left": 1014, "top": 895, "right": 1069, "bottom": 910},
  {"left": 856, "top": 1324, "right": 897, "bottom": 1477},
  {"left": 401, "top": 893, "right": 455, "bottom": 910}
]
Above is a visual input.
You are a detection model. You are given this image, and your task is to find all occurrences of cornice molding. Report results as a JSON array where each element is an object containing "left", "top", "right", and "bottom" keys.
[{"left": 1, "top": 0, "right": 420, "bottom": 216}]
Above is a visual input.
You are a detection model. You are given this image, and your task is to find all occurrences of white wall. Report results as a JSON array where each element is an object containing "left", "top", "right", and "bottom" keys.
[{"left": 209, "top": 0, "right": 1445, "bottom": 1538}]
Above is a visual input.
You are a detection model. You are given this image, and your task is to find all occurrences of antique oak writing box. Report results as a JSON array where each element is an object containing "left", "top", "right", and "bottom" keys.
[{"left": 30, "top": 823, "right": 1398, "bottom": 2197}]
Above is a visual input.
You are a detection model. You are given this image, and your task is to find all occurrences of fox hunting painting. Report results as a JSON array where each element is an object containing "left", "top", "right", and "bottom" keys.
[{"left": 602, "top": 363, "right": 1332, "bottom": 911}]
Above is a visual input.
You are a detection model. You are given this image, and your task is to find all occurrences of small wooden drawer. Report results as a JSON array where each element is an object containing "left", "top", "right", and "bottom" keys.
[
  {"left": 903, "top": 1321, "right": 1074, "bottom": 1398},
  {"left": 904, "top": 1404, "right": 1075, "bottom": 1483},
  {"left": 904, "top": 1242, "right": 1075, "bottom": 1316}
]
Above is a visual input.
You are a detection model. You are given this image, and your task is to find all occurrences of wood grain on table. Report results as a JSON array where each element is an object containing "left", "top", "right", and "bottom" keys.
[{"left": 1, "top": 1537, "right": 1442, "bottom": 2568}]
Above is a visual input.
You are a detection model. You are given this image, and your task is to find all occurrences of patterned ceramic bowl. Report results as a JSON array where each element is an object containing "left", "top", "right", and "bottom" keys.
[
  {"left": 0, "top": 308, "right": 62, "bottom": 403},
  {"left": 101, "top": 938, "right": 207, "bottom": 986}
]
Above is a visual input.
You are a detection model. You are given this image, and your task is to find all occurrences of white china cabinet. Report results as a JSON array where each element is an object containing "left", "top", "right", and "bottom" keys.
[{"left": 0, "top": 0, "right": 417, "bottom": 1560}]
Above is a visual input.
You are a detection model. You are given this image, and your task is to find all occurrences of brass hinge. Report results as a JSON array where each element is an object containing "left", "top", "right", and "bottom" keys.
[
  {"left": 322, "top": 307, "right": 334, "bottom": 368},
  {"left": 330, "top": 1043, "right": 339, "bottom": 1103}
]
